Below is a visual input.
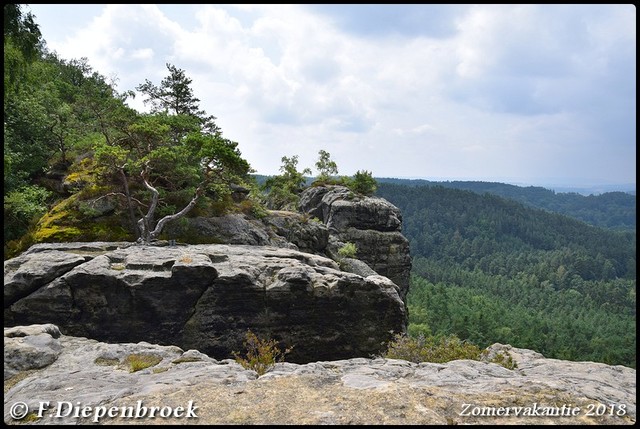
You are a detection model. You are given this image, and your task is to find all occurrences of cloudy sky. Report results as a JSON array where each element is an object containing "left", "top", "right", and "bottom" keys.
[{"left": 27, "top": 4, "right": 635, "bottom": 188}]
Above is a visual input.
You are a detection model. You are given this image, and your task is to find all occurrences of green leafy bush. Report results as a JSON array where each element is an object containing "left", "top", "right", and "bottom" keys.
[
  {"left": 338, "top": 242, "right": 357, "bottom": 259},
  {"left": 349, "top": 170, "right": 377, "bottom": 196},
  {"left": 483, "top": 351, "right": 518, "bottom": 370},
  {"left": 233, "top": 330, "right": 293, "bottom": 376},
  {"left": 4, "top": 184, "right": 51, "bottom": 243},
  {"left": 262, "top": 155, "right": 311, "bottom": 210},
  {"left": 383, "top": 333, "right": 518, "bottom": 370},
  {"left": 384, "top": 333, "right": 483, "bottom": 364},
  {"left": 314, "top": 149, "right": 339, "bottom": 184}
]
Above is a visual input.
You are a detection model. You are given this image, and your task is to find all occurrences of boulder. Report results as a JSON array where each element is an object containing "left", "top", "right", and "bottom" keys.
[
  {"left": 4, "top": 324, "right": 63, "bottom": 380},
  {"left": 162, "top": 212, "right": 328, "bottom": 254},
  {"left": 299, "top": 186, "right": 411, "bottom": 300},
  {"left": 163, "top": 214, "right": 274, "bottom": 246},
  {"left": 4, "top": 250, "right": 87, "bottom": 307},
  {"left": 4, "top": 243, "right": 406, "bottom": 363},
  {"left": 262, "top": 211, "right": 329, "bottom": 254}
]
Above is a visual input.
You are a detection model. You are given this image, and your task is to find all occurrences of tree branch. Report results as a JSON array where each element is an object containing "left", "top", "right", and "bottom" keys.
[{"left": 148, "top": 184, "right": 204, "bottom": 240}]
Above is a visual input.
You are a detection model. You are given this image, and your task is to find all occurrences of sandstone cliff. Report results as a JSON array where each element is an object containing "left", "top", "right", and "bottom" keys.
[
  {"left": 4, "top": 242, "right": 406, "bottom": 363},
  {"left": 161, "top": 185, "right": 412, "bottom": 300},
  {"left": 298, "top": 185, "right": 411, "bottom": 300},
  {"left": 4, "top": 325, "right": 636, "bottom": 425}
]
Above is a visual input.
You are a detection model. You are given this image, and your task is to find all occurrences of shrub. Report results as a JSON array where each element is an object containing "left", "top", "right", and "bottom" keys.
[
  {"left": 384, "top": 333, "right": 483, "bottom": 364},
  {"left": 233, "top": 330, "right": 293, "bottom": 376},
  {"left": 338, "top": 242, "right": 357, "bottom": 259},
  {"left": 383, "top": 333, "right": 517, "bottom": 370},
  {"left": 4, "top": 184, "right": 52, "bottom": 242},
  {"left": 483, "top": 351, "right": 518, "bottom": 370},
  {"left": 314, "top": 149, "right": 339, "bottom": 184},
  {"left": 349, "top": 170, "right": 377, "bottom": 196}
]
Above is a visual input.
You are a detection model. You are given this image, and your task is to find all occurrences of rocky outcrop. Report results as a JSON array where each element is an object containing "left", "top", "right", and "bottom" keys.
[
  {"left": 43, "top": 184, "right": 412, "bottom": 305},
  {"left": 3, "top": 326, "right": 636, "bottom": 425},
  {"left": 299, "top": 186, "right": 411, "bottom": 300},
  {"left": 163, "top": 211, "right": 329, "bottom": 255},
  {"left": 4, "top": 243, "right": 406, "bottom": 363},
  {"left": 164, "top": 214, "right": 278, "bottom": 247},
  {"left": 161, "top": 187, "right": 412, "bottom": 302},
  {"left": 261, "top": 211, "right": 329, "bottom": 254}
]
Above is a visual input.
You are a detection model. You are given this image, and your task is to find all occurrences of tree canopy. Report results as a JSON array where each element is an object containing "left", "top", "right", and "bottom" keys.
[
  {"left": 137, "top": 63, "right": 221, "bottom": 136},
  {"left": 97, "top": 67, "right": 252, "bottom": 243},
  {"left": 3, "top": 8, "right": 254, "bottom": 253}
]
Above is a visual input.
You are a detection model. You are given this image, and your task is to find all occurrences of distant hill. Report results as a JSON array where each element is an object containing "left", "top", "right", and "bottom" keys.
[
  {"left": 375, "top": 182, "right": 636, "bottom": 368},
  {"left": 377, "top": 178, "right": 636, "bottom": 231}
]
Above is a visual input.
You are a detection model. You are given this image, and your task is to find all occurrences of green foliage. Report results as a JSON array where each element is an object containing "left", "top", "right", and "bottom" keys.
[
  {"left": 3, "top": 11, "right": 258, "bottom": 253},
  {"left": 4, "top": 34, "right": 140, "bottom": 253},
  {"left": 384, "top": 333, "right": 485, "bottom": 364},
  {"left": 349, "top": 170, "right": 377, "bottom": 196},
  {"left": 262, "top": 155, "right": 312, "bottom": 210},
  {"left": 384, "top": 333, "right": 518, "bottom": 370},
  {"left": 407, "top": 322, "right": 432, "bottom": 338},
  {"left": 4, "top": 4, "right": 43, "bottom": 92},
  {"left": 233, "top": 331, "right": 293, "bottom": 376},
  {"left": 136, "top": 63, "right": 220, "bottom": 135},
  {"left": 4, "top": 5, "right": 42, "bottom": 56},
  {"left": 23, "top": 187, "right": 132, "bottom": 249},
  {"left": 123, "top": 353, "right": 163, "bottom": 372},
  {"left": 261, "top": 150, "right": 377, "bottom": 208},
  {"left": 485, "top": 352, "right": 518, "bottom": 370},
  {"left": 377, "top": 178, "right": 636, "bottom": 232},
  {"left": 237, "top": 198, "right": 268, "bottom": 219},
  {"left": 314, "top": 149, "right": 339, "bottom": 183},
  {"left": 338, "top": 242, "right": 358, "bottom": 259},
  {"left": 98, "top": 70, "right": 252, "bottom": 243},
  {"left": 4, "top": 184, "right": 51, "bottom": 242},
  {"left": 376, "top": 183, "right": 636, "bottom": 368}
]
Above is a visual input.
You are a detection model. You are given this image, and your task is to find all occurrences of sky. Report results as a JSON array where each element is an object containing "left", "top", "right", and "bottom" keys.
[{"left": 26, "top": 4, "right": 636, "bottom": 189}]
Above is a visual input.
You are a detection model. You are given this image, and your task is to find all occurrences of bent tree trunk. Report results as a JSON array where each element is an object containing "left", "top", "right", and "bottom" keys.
[{"left": 137, "top": 170, "right": 204, "bottom": 244}]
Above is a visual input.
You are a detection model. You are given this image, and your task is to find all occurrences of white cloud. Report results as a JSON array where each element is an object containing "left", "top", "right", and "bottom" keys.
[
  {"left": 29, "top": 4, "right": 636, "bottom": 185},
  {"left": 130, "top": 48, "right": 154, "bottom": 61}
]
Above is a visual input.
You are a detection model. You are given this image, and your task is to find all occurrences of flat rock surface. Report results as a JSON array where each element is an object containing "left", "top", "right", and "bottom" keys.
[{"left": 3, "top": 332, "right": 635, "bottom": 425}]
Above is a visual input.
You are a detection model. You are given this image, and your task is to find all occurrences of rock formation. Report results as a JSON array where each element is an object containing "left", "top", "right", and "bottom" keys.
[
  {"left": 3, "top": 325, "right": 636, "bottom": 425},
  {"left": 298, "top": 185, "right": 411, "bottom": 300},
  {"left": 163, "top": 211, "right": 330, "bottom": 255},
  {"left": 161, "top": 186, "right": 412, "bottom": 301},
  {"left": 4, "top": 242, "right": 406, "bottom": 363}
]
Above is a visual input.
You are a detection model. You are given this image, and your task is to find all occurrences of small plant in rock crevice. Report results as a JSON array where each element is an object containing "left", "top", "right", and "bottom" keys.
[
  {"left": 338, "top": 242, "right": 357, "bottom": 259},
  {"left": 233, "top": 330, "right": 293, "bottom": 376},
  {"left": 123, "top": 353, "right": 163, "bottom": 372}
]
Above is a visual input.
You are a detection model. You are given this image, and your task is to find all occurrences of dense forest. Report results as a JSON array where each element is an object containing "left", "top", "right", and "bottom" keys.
[
  {"left": 377, "top": 178, "right": 636, "bottom": 232},
  {"left": 376, "top": 183, "right": 636, "bottom": 368}
]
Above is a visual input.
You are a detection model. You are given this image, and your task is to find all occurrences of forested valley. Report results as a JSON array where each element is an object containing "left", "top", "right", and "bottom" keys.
[
  {"left": 378, "top": 178, "right": 636, "bottom": 231},
  {"left": 376, "top": 183, "right": 636, "bottom": 368}
]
